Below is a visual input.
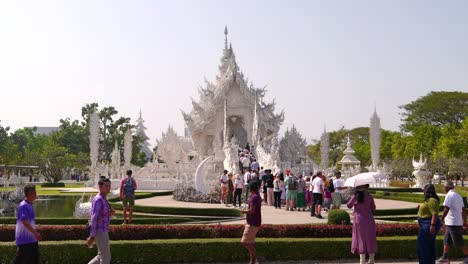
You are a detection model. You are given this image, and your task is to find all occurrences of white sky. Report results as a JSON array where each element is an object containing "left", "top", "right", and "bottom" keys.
[{"left": 0, "top": 1, "right": 467, "bottom": 145}]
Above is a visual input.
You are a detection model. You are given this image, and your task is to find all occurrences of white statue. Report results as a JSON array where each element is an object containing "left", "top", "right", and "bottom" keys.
[{"left": 412, "top": 154, "right": 431, "bottom": 188}]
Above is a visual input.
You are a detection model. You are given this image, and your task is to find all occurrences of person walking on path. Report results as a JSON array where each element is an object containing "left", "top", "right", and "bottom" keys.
[
  {"left": 87, "top": 177, "right": 115, "bottom": 264},
  {"left": 332, "top": 171, "right": 347, "bottom": 210},
  {"left": 296, "top": 175, "right": 307, "bottom": 211},
  {"left": 11, "top": 184, "right": 41, "bottom": 264},
  {"left": 437, "top": 180, "right": 468, "bottom": 264},
  {"left": 227, "top": 172, "right": 234, "bottom": 206},
  {"left": 265, "top": 170, "right": 275, "bottom": 206},
  {"left": 120, "top": 169, "right": 137, "bottom": 224},
  {"left": 311, "top": 172, "right": 324, "bottom": 218},
  {"left": 417, "top": 183, "right": 441, "bottom": 264},
  {"left": 219, "top": 170, "right": 229, "bottom": 204},
  {"left": 273, "top": 174, "right": 282, "bottom": 209},
  {"left": 347, "top": 184, "right": 377, "bottom": 264},
  {"left": 233, "top": 174, "right": 244, "bottom": 207},
  {"left": 241, "top": 182, "right": 264, "bottom": 264},
  {"left": 284, "top": 169, "right": 298, "bottom": 211}
]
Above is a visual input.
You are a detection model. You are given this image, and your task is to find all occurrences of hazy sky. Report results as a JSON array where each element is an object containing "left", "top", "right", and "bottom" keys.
[{"left": 0, "top": 1, "right": 467, "bottom": 145}]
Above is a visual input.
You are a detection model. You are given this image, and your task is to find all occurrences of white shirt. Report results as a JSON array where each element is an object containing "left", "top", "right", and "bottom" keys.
[
  {"left": 220, "top": 174, "right": 228, "bottom": 187},
  {"left": 443, "top": 189, "right": 465, "bottom": 226},
  {"left": 234, "top": 179, "right": 244, "bottom": 189},
  {"left": 241, "top": 157, "right": 251, "bottom": 167},
  {"left": 333, "top": 178, "right": 344, "bottom": 193},
  {"left": 311, "top": 177, "right": 324, "bottom": 194}
]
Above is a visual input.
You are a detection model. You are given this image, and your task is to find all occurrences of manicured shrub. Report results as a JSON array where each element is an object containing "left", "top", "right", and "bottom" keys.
[
  {"left": 327, "top": 209, "right": 351, "bottom": 225},
  {"left": 110, "top": 203, "right": 243, "bottom": 217},
  {"left": 370, "top": 187, "right": 422, "bottom": 193},
  {"left": 40, "top": 182, "right": 65, "bottom": 187},
  {"left": 107, "top": 191, "right": 173, "bottom": 202},
  {"left": 0, "top": 237, "right": 466, "bottom": 263}
]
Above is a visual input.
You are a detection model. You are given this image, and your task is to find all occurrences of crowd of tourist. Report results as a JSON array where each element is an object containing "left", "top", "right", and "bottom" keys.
[{"left": 219, "top": 145, "right": 349, "bottom": 220}]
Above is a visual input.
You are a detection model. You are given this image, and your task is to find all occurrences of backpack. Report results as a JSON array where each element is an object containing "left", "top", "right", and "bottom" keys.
[
  {"left": 288, "top": 176, "right": 298, "bottom": 190},
  {"left": 123, "top": 178, "right": 135, "bottom": 197},
  {"left": 328, "top": 179, "right": 335, "bottom": 193}
]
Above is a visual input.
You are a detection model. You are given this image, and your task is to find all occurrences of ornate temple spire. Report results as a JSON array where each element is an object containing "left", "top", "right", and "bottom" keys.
[
  {"left": 135, "top": 110, "right": 152, "bottom": 160},
  {"left": 224, "top": 26, "right": 228, "bottom": 51}
]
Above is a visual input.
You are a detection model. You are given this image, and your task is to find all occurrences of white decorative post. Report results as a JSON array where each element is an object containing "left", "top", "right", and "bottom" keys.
[
  {"left": 370, "top": 108, "right": 381, "bottom": 172},
  {"left": 124, "top": 129, "right": 133, "bottom": 175},
  {"left": 320, "top": 127, "right": 329, "bottom": 170},
  {"left": 89, "top": 111, "right": 100, "bottom": 186}
]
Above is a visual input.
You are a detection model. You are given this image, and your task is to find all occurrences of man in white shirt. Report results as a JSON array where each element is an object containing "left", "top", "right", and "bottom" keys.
[
  {"left": 437, "top": 180, "right": 468, "bottom": 263},
  {"left": 219, "top": 170, "right": 229, "bottom": 204},
  {"left": 311, "top": 172, "right": 324, "bottom": 219},
  {"left": 332, "top": 171, "right": 347, "bottom": 210}
]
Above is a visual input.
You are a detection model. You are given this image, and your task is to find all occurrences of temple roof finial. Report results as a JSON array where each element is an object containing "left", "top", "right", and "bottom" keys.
[{"left": 224, "top": 26, "right": 228, "bottom": 50}]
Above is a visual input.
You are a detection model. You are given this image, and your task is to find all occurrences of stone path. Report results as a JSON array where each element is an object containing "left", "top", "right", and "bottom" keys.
[{"left": 136, "top": 195, "right": 420, "bottom": 225}]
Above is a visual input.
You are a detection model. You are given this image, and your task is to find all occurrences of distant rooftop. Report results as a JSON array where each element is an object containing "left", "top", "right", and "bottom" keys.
[{"left": 25, "top": 127, "right": 59, "bottom": 135}]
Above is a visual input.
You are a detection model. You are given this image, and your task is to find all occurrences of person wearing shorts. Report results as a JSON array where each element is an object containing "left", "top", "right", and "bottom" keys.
[
  {"left": 120, "top": 170, "right": 137, "bottom": 224},
  {"left": 437, "top": 180, "right": 468, "bottom": 263},
  {"left": 241, "top": 182, "right": 264, "bottom": 264},
  {"left": 311, "top": 173, "right": 324, "bottom": 219}
]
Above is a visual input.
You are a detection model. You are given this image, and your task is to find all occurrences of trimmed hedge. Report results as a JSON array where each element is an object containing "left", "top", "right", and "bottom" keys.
[
  {"left": 0, "top": 217, "right": 193, "bottom": 226},
  {"left": 107, "top": 191, "right": 173, "bottom": 203},
  {"left": 110, "top": 203, "right": 243, "bottom": 217},
  {"left": 0, "top": 224, "right": 420, "bottom": 241},
  {"left": 40, "top": 182, "right": 65, "bottom": 187},
  {"left": 327, "top": 209, "right": 351, "bottom": 225},
  {"left": 370, "top": 187, "right": 423, "bottom": 193},
  {"left": 0, "top": 237, "right": 466, "bottom": 263}
]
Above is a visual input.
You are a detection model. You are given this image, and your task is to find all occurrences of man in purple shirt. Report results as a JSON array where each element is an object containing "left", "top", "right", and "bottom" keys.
[
  {"left": 11, "top": 184, "right": 41, "bottom": 264},
  {"left": 241, "top": 182, "right": 264, "bottom": 264},
  {"left": 87, "top": 177, "right": 114, "bottom": 264}
]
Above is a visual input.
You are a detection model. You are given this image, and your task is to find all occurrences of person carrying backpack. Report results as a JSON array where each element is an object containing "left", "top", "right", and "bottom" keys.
[
  {"left": 120, "top": 170, "right": 137, "bottom": 224},
  {"left": 284, "top": 169, "right": 298, "bottom": 211}
]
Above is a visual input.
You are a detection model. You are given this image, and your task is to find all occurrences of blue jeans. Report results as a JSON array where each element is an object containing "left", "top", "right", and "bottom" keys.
[{"left": 417, "top": 217, "right": 441, "bottom": 264}]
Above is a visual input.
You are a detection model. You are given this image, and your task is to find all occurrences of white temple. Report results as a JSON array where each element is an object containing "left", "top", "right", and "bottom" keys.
[
  {"left": 369, "top": 108, "right": 381, "bottom": 172},
  {"left": 135, "top": 110, "right": 153, "bottom": 160},
  {"left": 338, "top": 135, "right": 361, "bottom": 178},
  {"left": 91, "top": 28, "right": 316, "bottom": 192}
]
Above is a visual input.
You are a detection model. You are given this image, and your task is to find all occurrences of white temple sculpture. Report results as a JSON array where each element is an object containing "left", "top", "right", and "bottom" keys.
[
  {"left": 133, "top": 28, "right": 316, "bottom": 191},
  {"left": 181, "top": 27, "right": 284, "bottom": 192},
  {"left": 135, "top": 110, "right": 153, "bottom": 160},
  {"left": 110, "top": 141, "right": 121, "bottom": 179},
  {"left": 124, "top": 129, "right": 133, "bottom": 173},
  {"left": 320, "top": 127, "right": 330, "bottom": 170},
  {"left": 412, "top": 154, "right": 431, "bottom": 188},
  {"left": 338, "top": 135, "right": 361, "bottom": 178},
  {"left": 369, "top": 108, "right": 381, "bottom": 172},
  {"left": 279, "top": 126, "right": 308, "bottom": 170},
  {"left": 88, "top": 111, "right": 100, "bottom": 187}
]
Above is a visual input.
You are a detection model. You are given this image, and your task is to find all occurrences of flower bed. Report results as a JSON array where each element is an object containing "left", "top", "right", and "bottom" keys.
[{"left": 0, "top": 224, "right": 421, "bottom": 241}]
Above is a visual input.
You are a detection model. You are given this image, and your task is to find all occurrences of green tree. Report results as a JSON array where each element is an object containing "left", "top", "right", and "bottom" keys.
[{"left": 400, "top": 91, "right": 468, "bottom": 132}]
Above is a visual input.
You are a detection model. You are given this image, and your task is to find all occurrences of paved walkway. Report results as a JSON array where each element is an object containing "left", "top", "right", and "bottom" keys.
[{"left": 136, "top": 195, "right": 420, "bottom": 224}]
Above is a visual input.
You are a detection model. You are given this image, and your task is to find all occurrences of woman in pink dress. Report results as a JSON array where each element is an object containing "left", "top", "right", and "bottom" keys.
[{"left": 347, "top": 184, "right": 377, "bottom": 264}]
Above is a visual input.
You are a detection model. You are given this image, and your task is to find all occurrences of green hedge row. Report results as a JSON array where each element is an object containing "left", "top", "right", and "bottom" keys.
[
  {"left": 0, "top": 237, "right": 465, "bottom": 263},
  {"left": 107, "top": 191, "right": 173, "bottom": 202},
  {"left": 110, "top": 203, "right": 243, "bottom": 217},
  {"left": 0, "top": 217, "right": 193, "bottom": 225},
  {"left": 370, "top": 187, "right": 422, "bottom": 193},
  {"left": 40, "top": 182, "right": 65, "bottom": 187}
]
